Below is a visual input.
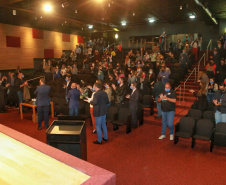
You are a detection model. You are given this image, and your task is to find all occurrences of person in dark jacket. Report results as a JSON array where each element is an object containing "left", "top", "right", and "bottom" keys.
[
  {"left": 0, "top": 78, "right": 10, "bottom": 112},
  {"left": 112, "top": 77, "right": 126, "bottom": 109},
  {"left": 34, "top": 78, "right": 51, "bottom": 130},
  {"left": 213, "top": 83, "right": 226, "bottom": 124},
  {"left": 152, "top": 76, "right": 164, "bottom": 118},
  {"left": 126, "top": 82, "right": 140, "bottom": 128},
  {"left": 87, "top": 82, "right": 109, "bottom": 144},
  {"left": 67, "top": 83, "right": 80, "bottom": 116}
]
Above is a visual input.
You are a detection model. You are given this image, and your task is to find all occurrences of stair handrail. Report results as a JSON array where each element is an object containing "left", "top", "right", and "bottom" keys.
[
  {"left": 197, "top": 53, "right": 206, "bottom": 77},
  {"left": 175, "top": 85, "right": 181, "bottom": 105},
  {"left": 183, "top": 67, "right": 196, "bottom": 102},
  {"left": 103, "top": 43, "right": 115, "bottom": 52},
  {"left": 206, "top": 39, "right": 212, "bottom": 59}
]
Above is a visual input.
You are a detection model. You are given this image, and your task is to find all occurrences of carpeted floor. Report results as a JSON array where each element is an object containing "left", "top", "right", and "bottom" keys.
[{"left": 1, "top": 106, "right": 226, "bottom": 185}]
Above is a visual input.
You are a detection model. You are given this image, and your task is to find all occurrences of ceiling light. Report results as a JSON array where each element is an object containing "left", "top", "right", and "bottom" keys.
[
  {"left": 133, "top": 12, "right": 135, "bottom": 16},
  {"left": 189, "top": 15, "right": 196, "bottom": 19},
  {"left": 12, "top": 10, "right": 16, "bottom": 15},
  {"left": 180, "top": 6, "right": 182, "bottom": 10},
  {"left": 88, "top": 25, "right": 93, "bottom": 29},
  {"left": 44, "top": 3, "right": 52, "bottom": 12},
  {"left": 75, "top": 9, "right": 77, "bottom": 13},
  {"left": 108, "top": 3, "right": 111, "bottom": 7},
  {"left": 115, "top": 34, "right": 118, "bottom": 39},
  {"left": 149, "top": 18, "right": 155, "bottom": 23},
  {"left": 62, "top": 2, "right": 69, "bottom": 8},
  {"left": 40, "top": 16, "right": 43, "bottom": 19},
  {"left": 121, "top": 21, "right": 127, "bottom": 26}
]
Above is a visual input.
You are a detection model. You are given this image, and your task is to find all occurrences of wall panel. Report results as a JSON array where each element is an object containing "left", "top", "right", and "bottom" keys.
[{"left": 0, "top": 23, "right": 84, "bottom": 70}]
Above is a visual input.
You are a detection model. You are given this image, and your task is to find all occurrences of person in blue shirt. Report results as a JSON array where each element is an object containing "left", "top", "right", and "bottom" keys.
[{"left": 158, "top": 65, "right": 170, "bottom": 85}]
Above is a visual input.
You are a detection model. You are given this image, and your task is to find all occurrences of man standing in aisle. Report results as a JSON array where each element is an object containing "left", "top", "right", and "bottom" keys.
[
  {"left": 158, "top": 82, "right": 176, "bottom": 141},
  {"left": 126, "top": 82, "right": 140, "bottom": 128},
  {"left": 34, "top": 78, "right": 51, "bottom": 130},
  {"left": 67, "top": 83, "right": 80, "bottom": 116},
  {"left": 87, "top": 82, "right": 109, "bottom": 144}
]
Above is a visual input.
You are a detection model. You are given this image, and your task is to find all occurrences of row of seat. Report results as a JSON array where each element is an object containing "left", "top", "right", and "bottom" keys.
[{"left": 174, "top": 117, "right": 226, "bottom": 152}]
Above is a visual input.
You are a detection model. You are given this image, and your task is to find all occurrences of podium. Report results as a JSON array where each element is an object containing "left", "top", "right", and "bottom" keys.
[{"left": 46, "top": 120, "right": 87, "bottom": 160}]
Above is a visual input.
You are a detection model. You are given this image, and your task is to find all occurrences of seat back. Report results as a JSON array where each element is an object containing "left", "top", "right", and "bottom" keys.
[
  {"left": 118, "top": 107, "right": 130, "bottom": 122},
  {"left": 202, "top": 111, "right": 215, "bottom": 124},
  {"left": 214, "top": 122, "right": 226, "bottom": 146},
  {"left": 188, "top": 109, "right": 202, "bottom": 120},
  {"left": 142, "top": 95, "right": 152, "bottom": 107},
  {"left": 107, "top": 106, "right": 118, "bottom": 120},
  {"left": 178, "top": 117, "right": 195, "bottom": 133},
  {"left": 195, "top": 119, "right": 214, "bottom": 138}
]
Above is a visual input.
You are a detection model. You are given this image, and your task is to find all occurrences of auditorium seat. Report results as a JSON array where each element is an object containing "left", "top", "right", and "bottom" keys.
[
  {"left": 112, "top": 107, "right": 131, "bottom": 134},
  {"left": 106, "top": 105, "right": 118, "bottom": 124},
  {"left": 191, "top": 119, "right": 214, "bottom": 152},
  {"left": 202, "top": 111, "right": 215, "bottom": 125},
  {"left": 187, "top": 109, "right": 202, "bottom": 122},
  {"left": 212, "top": 122, "right": 226, "bottom": 152},
  {"left": 174, "top": 117, "right": 195, "bottom": 145}
]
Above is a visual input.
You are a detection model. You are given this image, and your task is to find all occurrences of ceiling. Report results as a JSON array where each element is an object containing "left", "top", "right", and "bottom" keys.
[{"left": 0, "top": 0, "right": 225, "bottom": 34}]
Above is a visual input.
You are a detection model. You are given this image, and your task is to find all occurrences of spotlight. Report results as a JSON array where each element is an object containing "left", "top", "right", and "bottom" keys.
[
  {"left": 121, "top": 21, "right": 127, "bottom": 26},
  {"left": 149, "top": 18, "right": 155, "bottom": 23},
  {"left": 75, "top": 9, "right": 77, "bottom": 13},
  {"left": 189, "top": 15, "right": 196, "bottom": 19},
  {"left": 115, "top": 34, "right": 118, "bottom": 39},
  {"left": 65, "top": 20, "right": 67, "bottom": 23},
  {"left": 88, "top": 25, "right": 93, "bottom": 29},
  {"left": 133, "top": 12, "right": 135, "bottom": 16},
  {"left": 40, "top": 16, "right": 43, "bottom": 19},
  {"left": 12, "top": 10, "right": 16, "bottom": 15},
  {"left": 44, "top": 3, "right": 52, "bottom": 12},
  {"left": 180, "top": 5, "right": 182, "bottom": 10}
]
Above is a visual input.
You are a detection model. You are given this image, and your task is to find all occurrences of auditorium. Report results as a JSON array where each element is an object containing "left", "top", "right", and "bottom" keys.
[{"left": 0, "top": 0, "right": 226, "bottom": 184}]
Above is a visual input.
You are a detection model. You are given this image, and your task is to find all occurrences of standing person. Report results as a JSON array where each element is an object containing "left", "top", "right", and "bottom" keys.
[
  {"left": 15, "top": 73, "right": 28, "bottom": 113},
  {"left": 126, "top": 82, "right": 140, "bottom": 128},
  {"left": 87, "top": 83, "right": 109, "bottom": 144},
  {"left": 191, "top": 39, "right": 199, "bottom": 60},
  {"left": 158, "top": 65, "right": 170, "bottom": 85},
  {"left": 0, "top": 78, "right": 10, "bottom": 112},
  {"left": 152, "top": 76, "right": 165, "bottom": 118},
  {"left": 34, "top": 78, "right": 51, "bottom": 130},
  {"left": 67, "top": 83, "right": 80, "bottom": 116},
  {"left": 63, "top": 75, "right": 72, "bottom": 101},
  {"left": 158, "top": 83, "right": 177, "bottom": 141},
  {"left": 213, "top": 83, "right": 225, "bottom": 124}
]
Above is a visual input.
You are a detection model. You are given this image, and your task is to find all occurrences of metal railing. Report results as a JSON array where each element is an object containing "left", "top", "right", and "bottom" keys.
[
  {"left": 103, "top": 43, "right": 115, "bottom": 52},
  {"left": 197, "top": 53, "right": 206, "bottom": 77},
  {"left": 206, "top": 39, "right": 212, "bottom": 59},
  {"left": 175, "top": 85, "right": 182, "bottom": 105},
  {"left": 183, "top": 67, "right": 196, "bottom": 102}
]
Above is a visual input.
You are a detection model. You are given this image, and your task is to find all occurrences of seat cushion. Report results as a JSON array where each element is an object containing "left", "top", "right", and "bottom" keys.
[
  {"left": 112, "top": 121, "right": 125, "bottom": 126},
  {"left": 193, "top": 135, "right": 210, "bottom": 141},
  {"left": 175, "top": 132, "right": 192, "bottom": 138}
]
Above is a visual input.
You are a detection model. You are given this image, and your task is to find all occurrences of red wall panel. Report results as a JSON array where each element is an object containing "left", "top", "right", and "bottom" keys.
[
  {"left": 6, "top": 36, "right": 21, "bottom": 47},
  {"left": 44, "top": 49, "right": 54, "bottom": 58},
  {"left": 77, "top": 35, "right": 84, "bottom": 43},
  {"left": 62, "top": 33, "right": 70, "bottom": 42},
  {"left": 32, "top": 28, "right": 44, "bottom": 39}
]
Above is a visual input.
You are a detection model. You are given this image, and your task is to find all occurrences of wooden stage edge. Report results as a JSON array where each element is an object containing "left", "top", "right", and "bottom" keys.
[{"left": 0, "top": 124, "right": 116, "bottom": 185}]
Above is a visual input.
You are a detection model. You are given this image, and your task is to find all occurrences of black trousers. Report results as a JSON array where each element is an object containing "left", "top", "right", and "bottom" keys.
[
  {"left": 37, "top": 105, "right": 49, "bottom": 128},
  {"left": 130, "top": 107, "right": 138, "bottom": 128}
]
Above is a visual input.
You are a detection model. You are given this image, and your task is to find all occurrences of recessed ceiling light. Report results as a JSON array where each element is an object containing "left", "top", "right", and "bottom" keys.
[
  {"left": 12, "top": 10, "right": 16, "bottom": 15},
  {"left": 149, "top": 18, "right": 155, "bottom": 23},
  {"left": 133, "top": 12, "right": 135, "bottom": 16},
  {"left": 189, "top": 15, "right": 196, "bottom": 19},
  {"left": 121, "top": 21, "right": 127, "bottom": 26},
  {"left": 180, "top": 6, "right": 182, "bottom": 10},
  {"left": 88, "top": 25, "right": 93, "bottom": 29},
  {"left": 44, "top": 3, "right": 52, "bottom": 12}
]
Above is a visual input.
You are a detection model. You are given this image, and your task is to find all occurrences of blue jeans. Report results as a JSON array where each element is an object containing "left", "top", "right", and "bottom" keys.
[
  {"left": 69, "top": 108, "right": 78, "bottom": 116},
  {"left": 161, "top": 111, "right": 175, "bottom": 135},
  {"left": 95, "top": 115, "right": 108, "bottom": 142},
  {"left": 155, "top": 97, "right": 162, "bottom": 117},
  {"left": 37, "top": 106, "right": 49, "bottom": 128},
  {"left": 17, "top": 91, "right": 23, "bottom": 113},
  {"left": 207, "top": 93, "right": 215, "bottom": 102},
  {"left": 215, "top": 110, "right": 226, "bottom": 124}
]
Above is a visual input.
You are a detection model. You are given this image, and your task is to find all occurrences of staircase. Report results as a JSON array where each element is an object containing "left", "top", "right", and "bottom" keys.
[{"left": 143, "top": 55, "right": 206, "bottom": 126}]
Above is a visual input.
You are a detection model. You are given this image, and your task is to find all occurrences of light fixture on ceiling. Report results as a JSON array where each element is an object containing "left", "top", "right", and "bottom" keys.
[
  {"left": 149, "top": 18, "right": 155, "bottom": 23},
  {"left": 12, "top": 10, "right": 16, "bottom": 15},
  {"left": 121, "top": 21, "right": 127, "bottom": 26},
  {"left": 62, "top": 1, "right": 69, "bottom": 8},
  {"left": 75, "top": 9, "right": 77, "bottom": 13},
  {"left": 189, "top": 15, "right": 196, "bottom": 19},
  {"left": 108, "top": 3, "right": 111, "bottom": 7},
  {"left": 133, "top": 12, "right": 135, "bottom": 16},
  {"left": 44, "top": 3, "right": 52, "bottom": 12},
  {"left": 115, "top": 34, "right": 118, "bottom": 39},
  {"left": 88, "top": 25, "right": 93, "bottom": 29},
  {"left": 65, "top": 20, "right": 67, "bottom": 23},
  {"left": 40, "top": 16, "right": 43, "bottom": 19},
  {"left": 180, "top": 5, "right": 182, "bottom": 10}
]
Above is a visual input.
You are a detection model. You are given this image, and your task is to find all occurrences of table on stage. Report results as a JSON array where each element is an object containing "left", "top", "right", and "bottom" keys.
[
  {"left": 20, "top": 101, "right": 54, "bottom": 123},
  {"left": 0, "top": 124, "right": 116, "bottom": 185}
]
